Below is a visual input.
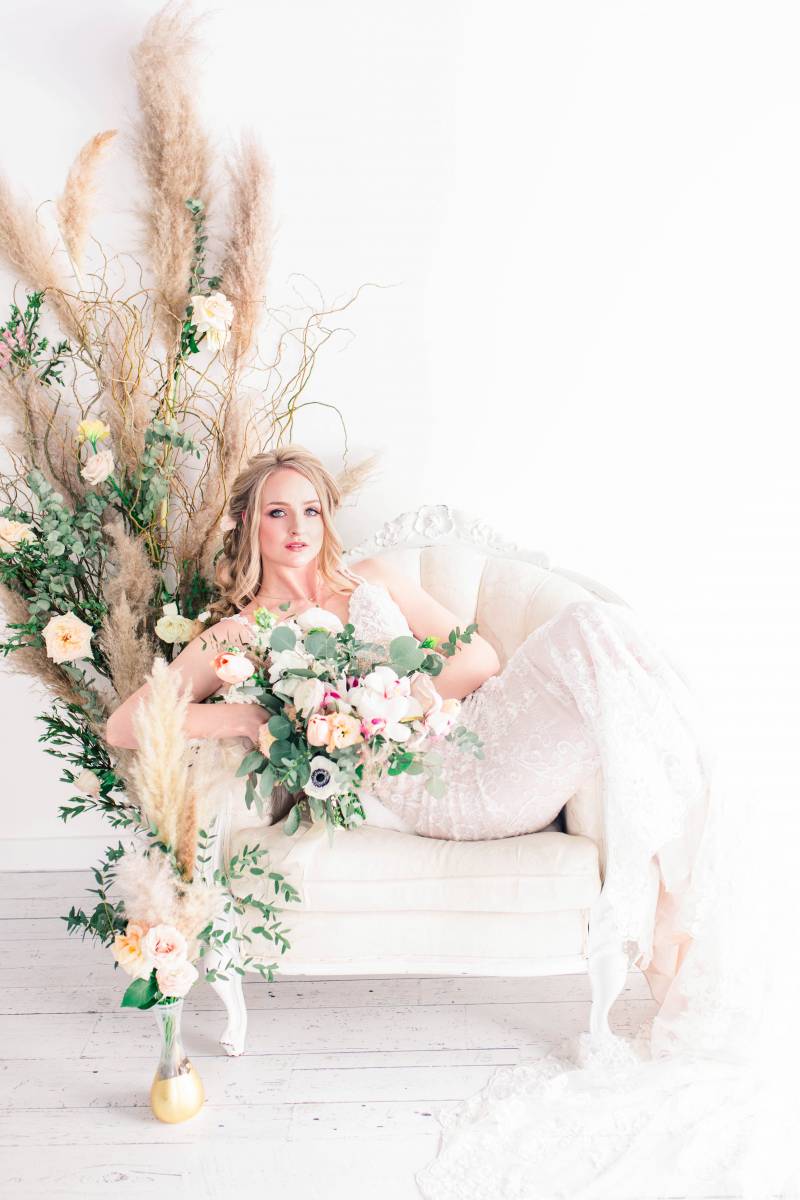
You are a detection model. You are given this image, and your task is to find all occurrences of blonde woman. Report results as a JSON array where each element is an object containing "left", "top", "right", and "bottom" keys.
[{"left": 105, "top": 444, "right": 736, "bottom": 1195}]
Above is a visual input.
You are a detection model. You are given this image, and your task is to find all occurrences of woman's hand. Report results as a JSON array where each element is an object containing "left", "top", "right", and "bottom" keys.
[{"left": 235, "top": 703, "right": 273, "bottom": 748}]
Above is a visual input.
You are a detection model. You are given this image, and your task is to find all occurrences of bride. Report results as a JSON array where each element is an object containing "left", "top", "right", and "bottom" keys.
[{"left": 106, "top": 445, "right": 799, "bottom": 1199}]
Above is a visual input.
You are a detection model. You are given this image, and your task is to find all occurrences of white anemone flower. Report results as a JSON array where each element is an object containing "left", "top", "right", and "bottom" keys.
[{"left": 303, "top": 755, "right": 341, "bottom": 801}]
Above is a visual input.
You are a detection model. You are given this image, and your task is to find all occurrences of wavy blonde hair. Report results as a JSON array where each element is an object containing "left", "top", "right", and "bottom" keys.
[{"left": 206, "top": 444, "right": 368, "bottom": 624}]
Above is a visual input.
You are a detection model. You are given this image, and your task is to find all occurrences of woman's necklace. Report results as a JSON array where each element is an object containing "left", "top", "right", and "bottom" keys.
[{"left": 253, "top": 570, "right": 323, "bottom": 612}]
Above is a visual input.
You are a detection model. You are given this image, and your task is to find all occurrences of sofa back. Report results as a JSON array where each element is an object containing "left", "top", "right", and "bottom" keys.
[{"left": 344, "top": 504, "right": 622, "bottom": 876}]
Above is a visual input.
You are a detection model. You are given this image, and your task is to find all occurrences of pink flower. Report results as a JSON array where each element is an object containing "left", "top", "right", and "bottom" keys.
[
  {"left": 307, "top": 713, "right": 331, "bottom": 746},
  {"left": 211, "top": 651, "right": 255, "bottom": 684},
  {"left": 0, "top": 344, "right": 11, "bottom": 369},
  {"left": 2, "top": 330, "right": 14, "bottom": 346},
  {"left": 15, "top": 328, "right": 27, "bottom": 349},
  {"left": 141, "top": 924, "right": 187, "bottom": 970},
  {"left": 156, "top": 959, "right": 199, "bottom": 998}
]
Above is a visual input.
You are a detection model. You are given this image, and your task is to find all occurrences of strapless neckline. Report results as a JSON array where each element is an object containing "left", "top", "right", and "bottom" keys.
[{"left": 230, "top": 578, "right": 407, "bottom": 636}]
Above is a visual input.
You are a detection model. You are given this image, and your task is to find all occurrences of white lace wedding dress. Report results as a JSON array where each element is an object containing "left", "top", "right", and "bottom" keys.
[{"left": 330, "top": 570, "right": 799, "bottom": 1199}]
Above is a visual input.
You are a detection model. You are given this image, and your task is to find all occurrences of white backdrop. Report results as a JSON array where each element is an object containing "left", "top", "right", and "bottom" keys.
[{"left": 0, "top": 0, "right": 798, "bottom": 868}]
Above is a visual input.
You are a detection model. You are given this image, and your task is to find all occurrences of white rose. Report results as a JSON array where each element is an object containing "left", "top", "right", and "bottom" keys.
[
  {"left": 0, "top": 517, "right": 36, "bottom": 551},
  {"left": 42, "top": 611, "right": 93, "bottom": 663},
  {"left": 141, "top": 924, "right": 187, "bottom": 970},
  {"left": 293, "top": 677, "right": 326, "bottom": 718},
  {"left": 294, "top": 606, "right": 344, "bottom": 635},
  {"left": 156, "top": 959, "right": 199, "bottom": 999},
  {"left": 268, "top": 646, "right": 314, "bottom": 685},
  {"left": 75, "top": 769, "right": 101, "bottom": 797},
  {"left": 155, "top": 602, "right": 196, "bottom": 645},
  {"left": 81, "top": 448, "right": 115, "bottom": 486},
  {"left": 190, "top": 291, "right": 234, "bottom": 352}
]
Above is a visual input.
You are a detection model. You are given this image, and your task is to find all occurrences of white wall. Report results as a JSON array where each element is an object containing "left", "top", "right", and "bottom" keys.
[{"left": 1, "top": 0, "right": 798, "bottom": 868}]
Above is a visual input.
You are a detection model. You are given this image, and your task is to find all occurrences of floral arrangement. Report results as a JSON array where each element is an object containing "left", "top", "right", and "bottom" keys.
[
  {"left": 0, "top": 2, "right": 376, "bottom": 995},
  {"left": 205, "top": 602, "right": 485, "bottom": 835}
]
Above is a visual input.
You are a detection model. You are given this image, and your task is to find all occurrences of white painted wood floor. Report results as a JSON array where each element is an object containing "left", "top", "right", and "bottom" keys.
[{"left": 1, "top": 869, "right": 658, "bottom": 1200}]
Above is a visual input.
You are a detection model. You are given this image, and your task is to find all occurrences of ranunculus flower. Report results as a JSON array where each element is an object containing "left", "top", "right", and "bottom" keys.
[
  {"left": 76, "top": 418, "right": 111, "bottom": 447},
  {"left": 293, "top": 677, "right": 326, "bottom": 718},
  {"left": 294, "top": 606, "right": 344, "bottom": 635},
  {"left": 81, "top": 448, "right": 115, "bottom": 486},
  {"left": 0, "top": 517, "right": 36, "bottom": 551},
  {"left": 211, "top": 650, "right": 256, "bottom": 684},
  {"left": 42, "top": 611, "right": 93, "bottom": 663},
  {"left": 75, "top": 768, "right": 101, "bottom": 797},
  {"left": 303, "top": 754, "right": 340, "bottom": 801},
  {"left": 306, "top": 713, "right": 331, "bottom": 747},
  {"left": 258, "top": 722, "right": 276, "bottom": 755},
  {"left": 155, "top": 602, "right": 196, "bottom": 645},
  {"left": 156, "top": 959, "right": 199, "bottom": 998},
  {"left": 190, "top": 290, "right": 235, "bottom": 352},
  {"left": 112, "top": 922, "right": 153, "bottom": 979},
  {"left": 325, "top": 712, "right": 363, "bottom": 752},
  {"left": 141, "top": 924, "right": 187, "bottom": 970}
]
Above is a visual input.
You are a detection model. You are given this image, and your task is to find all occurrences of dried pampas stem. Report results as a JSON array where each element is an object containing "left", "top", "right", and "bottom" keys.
[
  {"left": 130, "top": 655, "right": 193, "bottom": 852},
  {"left": 56, "top": 130, "right": 118, "bottom": 278}
]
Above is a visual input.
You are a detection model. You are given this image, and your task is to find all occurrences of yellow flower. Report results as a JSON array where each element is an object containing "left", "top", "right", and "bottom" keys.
[
  {"left": 76, "top": 419, "right": 111, "bottom": 447},
  {"left": 42, "top": 611, "right": 93, "bottom": 663}
]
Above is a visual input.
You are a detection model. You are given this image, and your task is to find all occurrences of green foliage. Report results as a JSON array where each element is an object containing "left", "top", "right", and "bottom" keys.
[{"left": 0, "top": 290, "right": 71, "bottom": 384}]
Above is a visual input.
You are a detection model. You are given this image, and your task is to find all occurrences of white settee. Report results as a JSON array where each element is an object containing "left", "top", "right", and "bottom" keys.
[{"left": 205, "top": 503, "right": 632, "bottom": 1057}]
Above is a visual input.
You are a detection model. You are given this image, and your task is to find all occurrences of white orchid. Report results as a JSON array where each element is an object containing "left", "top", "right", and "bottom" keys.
[{"left": 348, "top": 665, "right": 418, "bottom": 742}]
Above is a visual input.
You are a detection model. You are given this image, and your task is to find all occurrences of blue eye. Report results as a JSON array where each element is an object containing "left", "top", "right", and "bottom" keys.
[{"left": 268, "top": 507, "right": 320, "bottom": 517}]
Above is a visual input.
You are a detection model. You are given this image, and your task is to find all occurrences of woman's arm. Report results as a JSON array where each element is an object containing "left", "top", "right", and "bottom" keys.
[
  {"left": 357, "top": 556, "right": 502, "bottom": 702},
  {"left": 104, "top": 618, "right": 270, "bottom": 750}
]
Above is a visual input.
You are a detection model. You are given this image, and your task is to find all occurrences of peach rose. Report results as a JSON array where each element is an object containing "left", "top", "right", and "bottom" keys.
[
  {"left": 325, "top": 712, "right": 363, "bottom": 752},
  {"left": 0, "top": 517, "right": 36, "bottom": 551},
  {"left": 42, "top": 610, "right": 93, "bottom": 663},
  {"left": 211, "top": 651, "right": 255, "bottom": 684},
  {"left": 141, "top": 924, "right": 187, "bottom": 970},
  {"left": 156, "top": 959, "right": 199, "bottom": 998},
  {"left": 111, "top": 922, "right": 153, "bottom": 979}
]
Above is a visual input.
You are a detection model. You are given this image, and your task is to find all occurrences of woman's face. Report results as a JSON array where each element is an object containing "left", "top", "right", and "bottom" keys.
[{"left": 256, "top": 466, "right": 325, "bottom": 572}]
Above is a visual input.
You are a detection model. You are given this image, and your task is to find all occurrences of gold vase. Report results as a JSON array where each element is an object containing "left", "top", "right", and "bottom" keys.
[{"left": 149, "top": 997, "right": 205, "bottom": 1123}]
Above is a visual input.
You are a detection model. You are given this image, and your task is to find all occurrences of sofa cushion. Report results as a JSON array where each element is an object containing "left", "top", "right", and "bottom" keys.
[{"left": 229, "top": 818, "right": 601, "bottom": 915}]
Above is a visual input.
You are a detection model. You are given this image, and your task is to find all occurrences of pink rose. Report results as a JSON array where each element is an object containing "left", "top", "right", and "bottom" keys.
[
  {"left": 307, "top": 713, "right": 331, "bottom": 746},
  {"left": 211, "top": 651, "right": 255, "bottom": 684},
  {"left": 141, "top": 924, "right": 187, "bottom": 970},
  {"left": 156, "top": 959, "right": 199, "bottom": 998}
]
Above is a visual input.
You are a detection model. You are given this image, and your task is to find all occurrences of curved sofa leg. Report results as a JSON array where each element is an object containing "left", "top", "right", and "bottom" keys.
[
  {"left": 208, "top": 970, "right": 248, "bottom": 1056},
  {"left": 197, "top": 793, "right": 248, "bottom": 1055},
  {"left": 587, "top": 888, "right": 629, "bottom": 1039}
]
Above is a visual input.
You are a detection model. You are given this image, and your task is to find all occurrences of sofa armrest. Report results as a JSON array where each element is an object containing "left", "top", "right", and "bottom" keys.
[{"left": 563, "top": 766, "right": 607, "bottom": 882}]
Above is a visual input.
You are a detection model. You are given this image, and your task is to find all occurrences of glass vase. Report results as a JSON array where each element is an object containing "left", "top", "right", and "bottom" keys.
[{"left": 149, "top": 997, "right": 205, "bottom": 1123}]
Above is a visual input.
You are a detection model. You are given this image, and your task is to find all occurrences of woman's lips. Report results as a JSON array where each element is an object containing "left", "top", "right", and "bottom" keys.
[{"left": 286, "top": 542, "right": 307, "bottom": 550}]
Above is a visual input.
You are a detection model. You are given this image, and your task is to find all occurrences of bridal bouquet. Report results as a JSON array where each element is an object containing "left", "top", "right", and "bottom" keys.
[{"left": 205, "top": 601, "right": 485, "bottom": 835}]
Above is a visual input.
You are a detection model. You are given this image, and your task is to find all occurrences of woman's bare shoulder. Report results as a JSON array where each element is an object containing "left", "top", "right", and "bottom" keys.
[{"left": 346, "top": 556, "right": 388, "bottom": 584}]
